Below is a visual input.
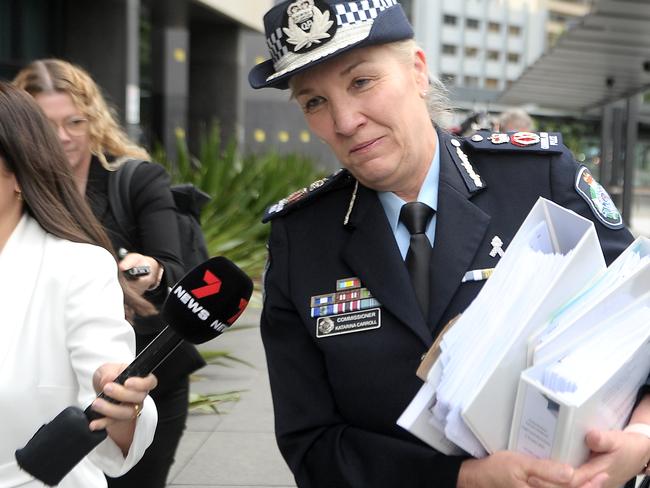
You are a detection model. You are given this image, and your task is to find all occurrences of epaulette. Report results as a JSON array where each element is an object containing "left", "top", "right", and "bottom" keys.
[
  {"left": 463, "top": 130, "right": 564, "bottom": 154},
  {"left": 262, "top": 169, "right": 354, "bottom": 223},
  {"left": 444, "top": 136, "right": 486, "bottom": 193}
]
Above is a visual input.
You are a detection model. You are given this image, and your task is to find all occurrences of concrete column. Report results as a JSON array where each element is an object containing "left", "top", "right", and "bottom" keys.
[
  {"left": 622, "top": 94, "right": 641, "bottom": 225},
  {"left": 151, "top": 0, "right": 189, "bottom": 160},
  {"left": 125, "top": 0, "right": 141, "bottom": 141},
  {"left": 611, "top": 106, "right": 624, "bottom": 208},
  {"left": 189, "top": 21, "right": 240, "bottom": 154},
  {"left": 599, "top": 103, "right": 612, "bottom": 186}
]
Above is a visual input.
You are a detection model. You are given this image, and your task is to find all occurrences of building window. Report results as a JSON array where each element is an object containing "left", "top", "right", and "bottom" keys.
[
  {"left": 485, "top": 78, "right": 499, "bottom": 90},
  {"left": 487, "top": 50, "right": 500, "bottom": 61},
  {"left": 465, "top": 47, "right": 479, "bottom": 58},
  {"left": 442, "top": 44, "right": 457, "bottom": 55},
  {"left": 507, "top": 53, "right": 520, "bottom": 63},
  {"left": 466, "top": 18, "right": 480, "bottom": 30},
  {"left": 464, "top": 76, "right": 479, "bottom": 88},
  {"left": 443, "top": 14, "right": 457, "bottom": 26},
  {"left": 488, "top": 22, "right": 500, "bottom": 33},
  {"left": 508, "top": 25, "right": 522, "bottom": 36}
]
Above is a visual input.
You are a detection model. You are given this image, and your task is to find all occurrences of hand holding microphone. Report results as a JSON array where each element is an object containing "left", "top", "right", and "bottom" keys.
[
  {"left": 88, "top": 255, "right": 254, "bottom": 405},
  {"left": 15, "top": 257, "right": 254, "bottom": 485},
  {"left": 87, "top": 363, "right": 158, "bottom": 452}
]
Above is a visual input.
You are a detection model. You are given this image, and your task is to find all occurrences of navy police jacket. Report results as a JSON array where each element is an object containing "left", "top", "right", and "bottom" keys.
[{"left": 261, "top": 129, "right": 634, "bottom": 488}]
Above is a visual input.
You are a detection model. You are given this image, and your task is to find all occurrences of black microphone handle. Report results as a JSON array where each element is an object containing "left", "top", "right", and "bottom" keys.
[{"left": 84, "top": 325, "right": 183, "bottom": 421}]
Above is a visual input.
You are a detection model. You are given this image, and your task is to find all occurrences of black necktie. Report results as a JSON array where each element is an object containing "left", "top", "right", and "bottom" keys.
[{"left": 400, "top": 202, "right": 435, "bottom": 320}]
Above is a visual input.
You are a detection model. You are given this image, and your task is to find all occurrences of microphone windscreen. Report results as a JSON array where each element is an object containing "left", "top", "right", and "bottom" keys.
[{"left": 162, "top": 257, "right": 254, "bottom": 344}]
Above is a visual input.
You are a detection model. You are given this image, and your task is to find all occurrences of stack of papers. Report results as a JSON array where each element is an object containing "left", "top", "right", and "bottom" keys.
[
  {"left": 398, "top": 197, "right": 650, "bottom": 466},
  {"left": 398, "top": 197, "right": 605, "bottom": 456},
  {"left": 540, "top": 305, "right": 650, "bottom": 396},
  {"left": 530, "top": 238, "right": 650, "bottom": 366}
]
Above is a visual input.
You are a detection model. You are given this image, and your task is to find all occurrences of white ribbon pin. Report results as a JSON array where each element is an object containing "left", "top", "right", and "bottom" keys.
[{"left": 489, "top": 236, "right": 505, "bottom": 258}]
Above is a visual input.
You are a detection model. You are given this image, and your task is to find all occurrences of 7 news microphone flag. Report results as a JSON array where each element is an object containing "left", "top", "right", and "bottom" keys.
[{"left": 15, "top": 257, "right": 253, "bottom": 486}]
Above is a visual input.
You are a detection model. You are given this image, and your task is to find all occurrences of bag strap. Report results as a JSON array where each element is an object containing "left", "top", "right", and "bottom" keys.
[{"left": 107, "top": 159, "right": 145, "bottom": 238}]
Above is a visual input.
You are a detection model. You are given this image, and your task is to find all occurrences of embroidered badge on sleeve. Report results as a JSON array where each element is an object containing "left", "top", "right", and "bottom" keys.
[{"left": 575, "top": 166, "right": 624, "bottom": 230}]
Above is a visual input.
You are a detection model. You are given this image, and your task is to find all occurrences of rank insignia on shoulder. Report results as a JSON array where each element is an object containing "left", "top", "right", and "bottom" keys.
[
  {"left": 575, "top": 166, "right": 624, "bottom": 229},
  {"left": 445, "top": 138, "right": 485, "bottom": 193},
  {"left": 464, "top": 130, "right": 564, "bottom": 154},
  {"left": 310, "top": 277, "right": 382, "bottom": 338},
  {"left": 262, "top": 169, "right": 353, "bottom": 223}
]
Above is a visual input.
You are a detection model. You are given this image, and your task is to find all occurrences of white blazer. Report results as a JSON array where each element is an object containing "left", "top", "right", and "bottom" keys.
[{"left": 0, "top": 214, "right": 157, "bottom": 487}]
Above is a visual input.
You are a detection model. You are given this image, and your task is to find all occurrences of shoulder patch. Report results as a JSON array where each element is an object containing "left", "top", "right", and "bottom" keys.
[
  {"left": 574, "top": 166, "right": 624, "bottom": 230},
  {"left": 464, "top": 130, "right": 564, "bottom": 154},
  {"left": 262, "top": 169, "right": 354, "bottom": 223}
]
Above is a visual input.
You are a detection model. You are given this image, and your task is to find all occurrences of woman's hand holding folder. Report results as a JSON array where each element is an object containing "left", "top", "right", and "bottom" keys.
[
  {"left": 457, "top": 401, "right": 650, "bottom": 488},
  {"left": 565, "top": 429, "right": 649, "bottom": 488},
  {"left": 458, "top": 451, "right": 574, "bottom": 488},
  {"left": 564, "top": 396, "right": 650, "bottom": 488}
]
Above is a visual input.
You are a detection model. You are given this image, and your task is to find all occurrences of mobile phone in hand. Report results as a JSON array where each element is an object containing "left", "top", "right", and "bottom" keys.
[{"left": 124, "top": 265, "right": 151, "bottom": 280}]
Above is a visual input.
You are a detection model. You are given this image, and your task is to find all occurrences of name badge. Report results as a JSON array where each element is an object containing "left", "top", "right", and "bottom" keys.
[{"left": 316, "top": 308, "right": 381, "bottom": 338}]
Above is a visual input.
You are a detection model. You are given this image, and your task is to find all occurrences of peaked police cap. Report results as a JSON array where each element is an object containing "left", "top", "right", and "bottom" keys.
[{"left": 248, "top": 0, "right": 413, "bottom": 90}]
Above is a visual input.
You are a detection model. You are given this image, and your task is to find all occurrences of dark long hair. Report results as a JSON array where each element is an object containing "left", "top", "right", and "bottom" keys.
[{"left": 0, "top": 81, "right": 155, "bottom": 316}]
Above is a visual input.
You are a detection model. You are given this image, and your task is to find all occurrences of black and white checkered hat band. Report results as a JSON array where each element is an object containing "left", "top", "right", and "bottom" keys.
[
  {"left": 266, "top": 0, "right": 398, "bottom": 83},
  {"left": 267, "top": 28, "right": 289, "bottom": 66},
  {"left": 334, "top": 0, "right": 398, "bottom": 26}
]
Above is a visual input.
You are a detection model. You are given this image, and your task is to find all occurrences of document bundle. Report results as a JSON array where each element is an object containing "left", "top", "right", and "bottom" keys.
[
  {"left": 398, "top": 197, "right": 650, "bottom": 467},
  {"left": 510, "top": 238, "right": 650, "bottom": 465}
]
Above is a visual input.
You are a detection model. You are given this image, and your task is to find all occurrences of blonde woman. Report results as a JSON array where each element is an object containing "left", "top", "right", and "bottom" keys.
[{"left": 14, "top": 59, "right": 204, "bottom": 488}]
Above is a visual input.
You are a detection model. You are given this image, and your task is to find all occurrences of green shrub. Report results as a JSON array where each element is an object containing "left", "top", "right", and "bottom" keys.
[{"left": 154, "top": 125, "right": 325, "bottom": 281}]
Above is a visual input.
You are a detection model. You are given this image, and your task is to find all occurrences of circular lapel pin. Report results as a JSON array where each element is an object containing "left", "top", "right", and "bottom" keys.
[{"left": 471, "top": 134, "right": 484, "bottom": 142}]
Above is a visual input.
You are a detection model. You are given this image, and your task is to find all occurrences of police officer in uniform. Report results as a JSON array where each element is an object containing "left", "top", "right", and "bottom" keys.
[{"left": 249, "top": 1, "right": 650, "bottom": 487}]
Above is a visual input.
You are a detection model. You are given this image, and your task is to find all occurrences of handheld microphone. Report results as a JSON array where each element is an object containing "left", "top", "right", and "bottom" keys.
[
  {"left": 86, "top": 256, "right": 254, "bottom": 418},
  {"left": 15, "top": 257, "right": 253, "bottom": 486}
]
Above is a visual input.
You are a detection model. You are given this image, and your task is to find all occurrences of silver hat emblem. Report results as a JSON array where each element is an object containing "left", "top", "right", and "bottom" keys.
[{"left": 284, "top": 0, "right": 334, "bottom": 52}]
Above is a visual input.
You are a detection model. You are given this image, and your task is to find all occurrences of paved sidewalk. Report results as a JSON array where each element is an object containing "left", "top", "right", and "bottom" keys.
[{"left": 167, "top": 304, "right": 296, "bottom": 488}]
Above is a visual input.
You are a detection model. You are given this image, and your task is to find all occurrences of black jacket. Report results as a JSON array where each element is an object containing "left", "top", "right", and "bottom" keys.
[
  {"left": 86, "top": 157, "right": 204, "bottom": 395},
  {"left": 261, "top": 129, "right": 634, "bottom": 488}
]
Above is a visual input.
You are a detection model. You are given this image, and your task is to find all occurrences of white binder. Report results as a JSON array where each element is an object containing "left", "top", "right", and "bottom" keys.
[
  {"left": 509, "top": 295, "right": 650, "bottom": 466},
  {"left": 459, "top": 198, "right": 606, "bottom": 454}
]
